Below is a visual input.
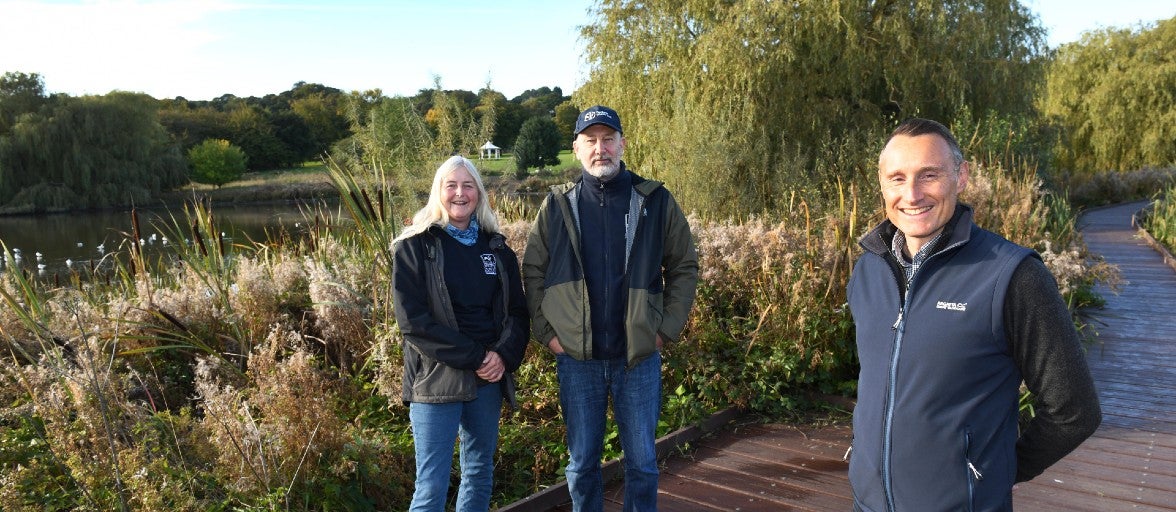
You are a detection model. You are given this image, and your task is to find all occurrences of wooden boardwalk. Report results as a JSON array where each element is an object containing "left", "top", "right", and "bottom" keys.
[{"left": 503, "top": 201, "right": 1176, "bottom": 511}]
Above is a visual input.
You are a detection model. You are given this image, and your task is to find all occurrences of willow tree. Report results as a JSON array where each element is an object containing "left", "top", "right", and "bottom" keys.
[
  {"left": 1039, "top": 17, "right": 1176, "bottom": 173},
  {"left": 576, "top": 0, "right": 1047, "bottom": 215},
  {"left": 0, "top": 72, "right": 48, "bottom": 137},
  {"left": 0, "top": 92, "right": 187, "bottom": 213}
]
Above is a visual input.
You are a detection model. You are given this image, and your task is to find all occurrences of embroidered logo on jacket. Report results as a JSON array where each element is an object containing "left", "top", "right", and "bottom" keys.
[
  {"left": 936, "top": 301, "right": 967, "bottom": 312},
  {"left": 481, "top": 254, "right": 497, "bottom": 275}
]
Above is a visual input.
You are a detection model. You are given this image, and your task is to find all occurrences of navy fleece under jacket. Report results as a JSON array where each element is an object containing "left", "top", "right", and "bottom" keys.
[{"left": 578, "top": 169, "right": 631, "bottom": 360}]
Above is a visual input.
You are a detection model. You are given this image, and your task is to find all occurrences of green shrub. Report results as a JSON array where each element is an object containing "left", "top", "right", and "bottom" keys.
[{"left": 187, "top": 139, "right": 247, "bottom": 188}]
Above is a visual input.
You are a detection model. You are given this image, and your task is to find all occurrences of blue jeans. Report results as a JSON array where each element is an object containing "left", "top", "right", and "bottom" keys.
[
  {"left": 408, "top": 382, "right": 502, "bottom": 512},
  {"left": 557, "top": 351, "right": 662, "bottom": 512}
]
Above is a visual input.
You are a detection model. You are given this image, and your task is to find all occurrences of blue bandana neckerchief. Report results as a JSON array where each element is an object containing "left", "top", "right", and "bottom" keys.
[{"left": 445, "top": 215, "right": 480, "bottom": 246}]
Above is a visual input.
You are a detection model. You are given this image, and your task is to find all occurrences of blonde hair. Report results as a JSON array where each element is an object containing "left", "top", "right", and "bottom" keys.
[{"left": 393, "top": 155, "right": 501, "bottom": 243}]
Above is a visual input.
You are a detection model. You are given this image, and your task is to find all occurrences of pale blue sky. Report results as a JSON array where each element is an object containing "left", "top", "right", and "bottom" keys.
[{"left": 0, "top": 0, "right": 1172, "bottom": 101}]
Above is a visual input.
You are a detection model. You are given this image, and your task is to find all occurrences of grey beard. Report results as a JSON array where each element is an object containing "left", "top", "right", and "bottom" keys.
[{"left": 587, "top": 162, "right": 620, "bottom": 181}]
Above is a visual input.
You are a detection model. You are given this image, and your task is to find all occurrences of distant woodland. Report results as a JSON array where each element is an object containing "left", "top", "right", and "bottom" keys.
[
  {"left": 0, "top": 2, "right": 1173, "bottom": 216},
  {"left": 0, "top": 74, "right": 571, "bottom": 213}
]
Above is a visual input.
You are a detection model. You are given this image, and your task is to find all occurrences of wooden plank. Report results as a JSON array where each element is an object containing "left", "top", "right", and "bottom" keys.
[
  {"left": 1067, "top": 440, "right": 1176, "bottom": 475},
  {"left": 1091, "top": 429, "right": 1176, "bottom": 450},
  {"left": 1026, "top": 469, "right": 1175, "bottom": 509},
  {"left": 1095, "top": 380, "right": 1176, "bottom": 402},
  {"left": 1091, "top": 371, "right": 1176, "bottom": 390},
  {"left": 713, "top": 424, "right": 852, "bottom": 457},
  {"left": 1013, "top": 483, "right": 1175, "bottom": 512},
  {"left": 686, "top": 445, "right": 852, "bottom": 497},
  {"left": 1044, "top": 456, "right": 1176, "bottom": 491},
  {"left": 1063, "top": 450, "right": 1176, "bottom": 480},
  {"left": 1096, "top": 394, "right": 1176, "bottom": 415},
  {"left": 661, "top": 454, "right": 852, "bottom": 510},
  {"left": 656, "top": 469, "right": 822, "bottom": 512},
  {"left": 1089, "top": 337, "right": 1176, "bottom": 354}
]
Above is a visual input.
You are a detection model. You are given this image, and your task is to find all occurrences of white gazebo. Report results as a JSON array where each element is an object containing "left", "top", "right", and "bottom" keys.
[{"left": 479, "top": 141, "right": 501, "bottom": 160}]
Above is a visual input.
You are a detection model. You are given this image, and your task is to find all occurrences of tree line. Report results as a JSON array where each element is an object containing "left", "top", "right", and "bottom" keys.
[
  {"left": 0, "top": 73, "right": 573, "bottom": 213},
  {"left": 0, "top": 80, "right": 189, "bottom": 213},
  {"left": 574, "top": 0, "right": 1174, "bottom": 216},
  {"left": 2, "top": 2, "right": 1172, "bottom": 215}
]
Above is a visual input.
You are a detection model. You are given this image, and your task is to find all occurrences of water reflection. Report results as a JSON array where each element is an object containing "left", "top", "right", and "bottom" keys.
[{"left": 0, "top": 201, "right": 339, "bottom": 281}]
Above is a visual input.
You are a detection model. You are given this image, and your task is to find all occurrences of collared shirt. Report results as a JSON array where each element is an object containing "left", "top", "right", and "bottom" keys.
[{"left": 891, "top": 230, "right": 945, "bottom": 283}]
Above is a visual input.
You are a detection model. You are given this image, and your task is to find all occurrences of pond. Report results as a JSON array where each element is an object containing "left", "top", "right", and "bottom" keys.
[{"left": 0, "top": 200, "right": 338, "bottom": 281}]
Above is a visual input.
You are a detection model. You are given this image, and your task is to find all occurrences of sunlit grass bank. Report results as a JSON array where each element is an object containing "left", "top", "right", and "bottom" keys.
[{"left": 162, "top": 162, "right": 339, "bottom": 205}]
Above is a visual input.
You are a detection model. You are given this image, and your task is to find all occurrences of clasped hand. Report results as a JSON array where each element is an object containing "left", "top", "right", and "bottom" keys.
[{"left": 476, "top": 351, "right": 505, "bottom": 382}]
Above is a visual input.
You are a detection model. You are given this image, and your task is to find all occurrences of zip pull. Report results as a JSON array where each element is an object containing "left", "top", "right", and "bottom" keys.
[
  {"left": 842, "top": 445, "right": 852, "bottom": 461},
  {"left": 968, "top": 461, "right": 984, "bottom": 480},
  {"left": 892, "top": 310, "right": 903, "bottom": 330}
]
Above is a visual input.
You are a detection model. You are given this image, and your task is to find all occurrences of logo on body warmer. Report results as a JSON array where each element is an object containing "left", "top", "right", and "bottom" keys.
[{"left": 936, "top": 301, "right": 967, "bottom": 312}]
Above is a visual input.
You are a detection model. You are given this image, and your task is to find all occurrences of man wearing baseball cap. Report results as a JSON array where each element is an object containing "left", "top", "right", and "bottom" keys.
[{"left": 524, "top": 105, "right": 699, "bottom": 511}]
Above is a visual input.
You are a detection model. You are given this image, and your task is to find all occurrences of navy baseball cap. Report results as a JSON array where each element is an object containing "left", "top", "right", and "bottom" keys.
[{"left": 574, "top": 105, "right": 623, "bottom": 136}]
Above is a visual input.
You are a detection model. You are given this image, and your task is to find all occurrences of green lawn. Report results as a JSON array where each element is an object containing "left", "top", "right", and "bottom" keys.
[
  {"left": 474, "top": 149, "right": 579, "bottom": 176},
  {"left": 178, "top": 161, "right": 331, "bottom": 193}
]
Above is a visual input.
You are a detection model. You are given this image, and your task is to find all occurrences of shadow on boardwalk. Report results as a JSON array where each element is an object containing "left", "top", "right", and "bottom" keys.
[{"left": 502, "top": 201, "right": 1176, "bottom": 511}]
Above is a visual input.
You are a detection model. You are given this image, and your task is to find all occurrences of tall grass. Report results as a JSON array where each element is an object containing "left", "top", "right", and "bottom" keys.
[
  {"left": 1143, "top": 184, "right": 1176, "bottom": 254},
  {"left": 0, "top": 149, "right": 1119, "bottom": 509}
]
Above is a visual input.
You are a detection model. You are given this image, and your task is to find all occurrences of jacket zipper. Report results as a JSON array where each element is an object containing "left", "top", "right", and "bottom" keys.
[
  {"left": 881, "top": 287, "right": 909, "bottom": 512},
  {"left": 879, "top": 236, "right": 970, "bottom": 512},
  {"left": 599, "top": 180, "right": 611, "bottom": 354},
  {"left": 966, "top": 430, "right": 982, "bottom": 511}
]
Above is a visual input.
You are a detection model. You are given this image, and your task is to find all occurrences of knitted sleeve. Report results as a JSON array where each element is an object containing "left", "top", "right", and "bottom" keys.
[{"left": 1004, "top": 257, "right": 1102, "bottom": 482}]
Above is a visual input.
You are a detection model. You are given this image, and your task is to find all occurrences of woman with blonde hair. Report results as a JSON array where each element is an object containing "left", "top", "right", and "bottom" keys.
[{"left": 391, "top": 155, "right": 529, "bottom": 511}]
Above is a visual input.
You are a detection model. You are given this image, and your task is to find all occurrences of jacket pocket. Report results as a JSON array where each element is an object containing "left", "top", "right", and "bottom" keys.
[
  {"left": 411, "top": 356, "right": 472, "bottom": 402},
  {"left": 964, "top": 429, "right": 983, "bottom": 512},
  {"left": 646, "top": 292, "right": 664, "bottom": 331}
]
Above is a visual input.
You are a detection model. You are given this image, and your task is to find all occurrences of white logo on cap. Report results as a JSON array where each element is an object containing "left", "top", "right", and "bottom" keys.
[{"left": 583, "top": 111, "right": 612, "bottom": 121}]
